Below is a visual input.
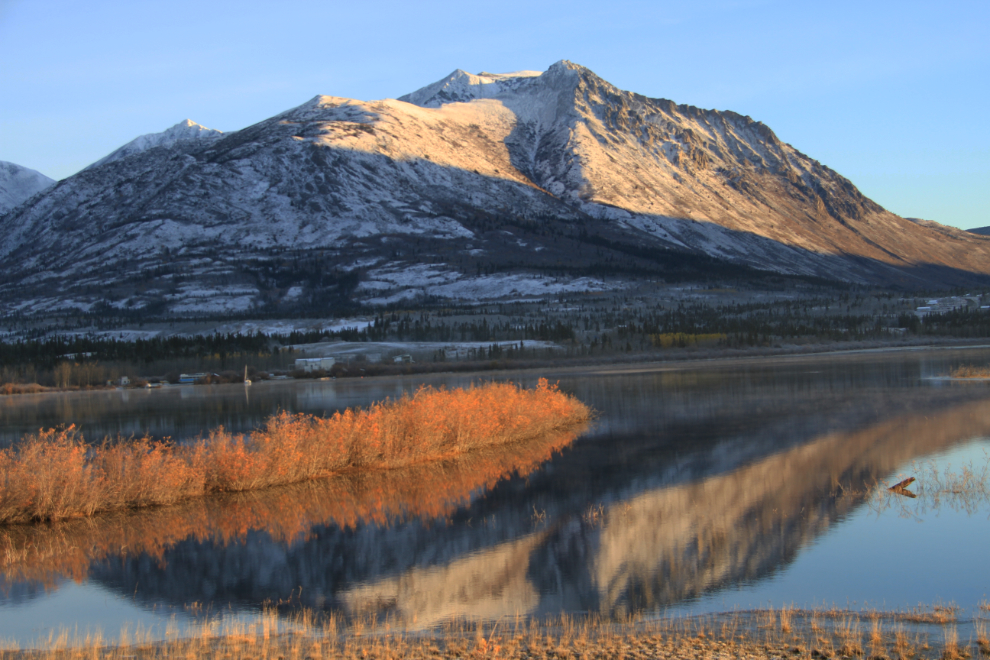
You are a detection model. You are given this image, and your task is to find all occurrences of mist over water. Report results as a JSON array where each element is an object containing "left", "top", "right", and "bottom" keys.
[{"left": 2, "top": 347, "right": 989, "bottom": 643}]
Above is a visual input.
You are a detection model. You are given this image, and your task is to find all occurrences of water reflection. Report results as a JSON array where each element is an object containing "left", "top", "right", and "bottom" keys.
[
  {"left": 1, "top": 349, "right": 990, "bottom": 633},
  {"left": 0, "top": 426, "right": 584, "bottom": 587},
  {"left": 336, "top": 396, "right": 990, "bottom": 624},
  {"left": 0, "top": 378, "right": 409, "bottom": 448}
]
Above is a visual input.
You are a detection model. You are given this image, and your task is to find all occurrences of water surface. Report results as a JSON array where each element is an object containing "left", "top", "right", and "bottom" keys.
[{"left": 2, "top": 347, "right": 989, "bottom": 644}]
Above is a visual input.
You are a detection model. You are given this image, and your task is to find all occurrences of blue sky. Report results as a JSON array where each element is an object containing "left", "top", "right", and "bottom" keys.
[{"left": 1, "top": 0, "right": 987, "bottom": 229}]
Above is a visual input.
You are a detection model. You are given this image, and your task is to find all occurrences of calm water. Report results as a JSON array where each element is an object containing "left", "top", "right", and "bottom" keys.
[{"left": 2, "top": 347, "right": 990, "bottom": 644}]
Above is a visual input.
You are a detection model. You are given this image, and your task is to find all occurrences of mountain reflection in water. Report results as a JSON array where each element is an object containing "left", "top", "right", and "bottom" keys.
[{"left": 2, "top": 353, "right": 990, "bottom": 630}]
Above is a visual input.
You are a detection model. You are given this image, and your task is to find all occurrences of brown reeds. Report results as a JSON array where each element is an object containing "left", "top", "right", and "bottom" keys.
[
  {"left": 0, "top": 383, "right": 54, "bottom": 396},
  {"left": 0, "top": 379, "right": 590, "bottom": 525},
  {"left": 870, "top": 452, "right": 990, "bottom": 518},
  {"left": 4, "top": 607, "right": 989, "bottom": 660},
  {"left": 0, "top": 426, "right": 585, "bottom": 586},
  {"left": 949, "top": 365, "right": 990, "bottom": 379}
]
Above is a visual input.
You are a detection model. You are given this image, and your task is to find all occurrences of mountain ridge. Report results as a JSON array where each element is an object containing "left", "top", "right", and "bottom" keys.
[
  {"left": 85, "top": 119, "right": 223, "bottom": 170},
  {"left": 1, "top": 61, "right": 988, "bottom": 317},
  {"left": 0, "top": 161, "right": 55, "bottom": 215}
]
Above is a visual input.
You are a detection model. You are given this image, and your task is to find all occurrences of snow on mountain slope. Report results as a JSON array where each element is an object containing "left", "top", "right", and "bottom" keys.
[
  {"left": 0, "top": 161, "right": 55, "bottom": 215},
  {"left": 2, "top": 61, "right": 989, "bottom": 317},
  {"left": 399, "top": 69, "right": 542, "bottom": 107},
  {"left": 400, "top": 61, "right": 990, "bottom": 282},
  {"left": 86, "top": 119, "right": 223, "bottom": 169}
]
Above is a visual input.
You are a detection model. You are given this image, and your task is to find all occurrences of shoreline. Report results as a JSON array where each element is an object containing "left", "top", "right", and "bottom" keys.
[
  {"left": 3, "top": 337, "right": 990, "bottom": 398},
  {"left": 3, "top": 606, "right": 988, "bottom": 658}
]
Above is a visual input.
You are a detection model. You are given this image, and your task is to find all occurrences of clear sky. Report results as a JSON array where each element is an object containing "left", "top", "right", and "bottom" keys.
[{"left": 1, "top": 0, "right": 987, "bottom": 229}]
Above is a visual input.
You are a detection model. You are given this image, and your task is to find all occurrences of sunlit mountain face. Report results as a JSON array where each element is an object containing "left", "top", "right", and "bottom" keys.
[{"left": 2, "top": 61, "right": 990, "bottom": 317}]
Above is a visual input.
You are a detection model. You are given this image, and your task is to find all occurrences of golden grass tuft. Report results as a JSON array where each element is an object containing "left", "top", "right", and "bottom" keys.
[
  {"left": 948, "top": 364, "right": 990, "bottom": 378},
  {"left": 0, "top": 383, "right": 53, "bottom": 396},
  {"left": 0, "top": 425, "right": 585, "bottom": 586},
  {"left": 0, "top": 379, "right": 590, "bottom": 525}
]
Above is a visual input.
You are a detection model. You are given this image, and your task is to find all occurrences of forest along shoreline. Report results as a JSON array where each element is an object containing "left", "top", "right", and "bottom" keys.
[{"left": 0, "top": 380, "right": 591, "bottom": 525}]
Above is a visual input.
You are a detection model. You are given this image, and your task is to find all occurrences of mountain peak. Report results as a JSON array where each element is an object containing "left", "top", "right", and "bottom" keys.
[
  {"left": 165, "top": 118, "right": 217, "bottom": 135},
  {"left": 0, "top": 161, "right": 55, "bottom": 215},
  {"left": 87, "top": 119, "right": 223, "bottom": 170},
  {"left": 3, "top": 61, "right": 990, "bottom": 318},
  {"left": 399, "top": 66, "right": 544, "bottom": 108}
]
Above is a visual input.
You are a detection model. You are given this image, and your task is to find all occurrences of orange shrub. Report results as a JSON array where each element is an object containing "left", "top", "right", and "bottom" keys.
[
  {"left": 0, "top": 425, "right": 586, "bottom": 586},
  {"left": 0, "top": 380, "right": 590, "bottom": 525}
]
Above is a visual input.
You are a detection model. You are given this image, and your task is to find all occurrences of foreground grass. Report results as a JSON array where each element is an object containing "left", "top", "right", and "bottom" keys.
[
  {"left": 3, "top": 605, "right": 989, "bottom": 659},
  {"left": 0, "top": 379, "right": 590, "bottom": 525}
]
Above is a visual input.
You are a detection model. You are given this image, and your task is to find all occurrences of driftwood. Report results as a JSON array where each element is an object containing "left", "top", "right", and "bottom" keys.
[{"left": 888, "top": 477, "right": 917, "bottom": 498}]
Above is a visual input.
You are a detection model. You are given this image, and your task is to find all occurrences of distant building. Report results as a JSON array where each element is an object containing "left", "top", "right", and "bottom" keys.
[
  {"left": 393, "top": 354, "right": 413, "bottom": 363},
  {"left": 295, "top": 357, "right": 336, "bottom": 372}
]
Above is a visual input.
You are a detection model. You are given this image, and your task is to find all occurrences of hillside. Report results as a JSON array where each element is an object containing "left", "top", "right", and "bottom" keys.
[
  {"left": 0, "top": 161, "right": 55, "bottom": 215},
  {"left": 1, "top": 61, "right": 988, "bottom": 317}
]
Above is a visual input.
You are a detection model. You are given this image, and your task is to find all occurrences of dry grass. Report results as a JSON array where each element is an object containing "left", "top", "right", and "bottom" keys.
[
  {"left": 949, "top": 365, "right": 990, "bottom": 378},
  {"left": 0, "top": 383, "right": 53, "bottom": 396},
  {"left": 870, "top": 454, "right": 990, "bottom": 518},
  {"left": 0, "top": 379, "right": 590, "bottom": 525},
  {"left": 4, "top": 607, "right": 990, "bottom": 660},
  {"left": 975, "top": 618, "right": 989, "bottom": 656},
  {"left": 0, "top": 425, "right": 584, "bottom": 586}
]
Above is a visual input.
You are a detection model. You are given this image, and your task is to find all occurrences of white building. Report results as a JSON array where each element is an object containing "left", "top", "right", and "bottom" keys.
[{"left": 294, "top": 357, "right": 336, "bottom": 372}]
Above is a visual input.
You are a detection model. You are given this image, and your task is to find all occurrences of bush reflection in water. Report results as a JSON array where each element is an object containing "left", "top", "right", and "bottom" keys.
[
  {"left": 0, "top": 424, "right": 586, "bottom": 587},
  {"left": 0, "top": 380, "right": 589, "bottom": 524}
]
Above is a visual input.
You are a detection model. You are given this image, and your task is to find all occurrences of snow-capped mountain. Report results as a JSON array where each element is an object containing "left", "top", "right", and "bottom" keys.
[
  {"left": 1, "top": 61, "right": 988, "bottom": 316},
  {"left": 86, "top": 119, "right": 223, "bottom": 170},
  {"left": 0, "top": 161, "right": 55, "bottom": 215}
]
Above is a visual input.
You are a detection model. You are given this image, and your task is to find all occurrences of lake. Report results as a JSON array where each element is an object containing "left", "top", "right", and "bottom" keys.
[{"left": 2, "top": 346, "right": 989, "bottom": 645}]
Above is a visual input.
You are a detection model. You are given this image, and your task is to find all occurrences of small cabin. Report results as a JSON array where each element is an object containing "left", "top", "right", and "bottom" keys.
[{"left": 294, "top": 357, "right": 336, "bottom": 373}]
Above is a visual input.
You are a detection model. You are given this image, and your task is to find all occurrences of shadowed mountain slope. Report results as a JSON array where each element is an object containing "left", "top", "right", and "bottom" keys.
[
  {"left": 2, "top": 62, "right": 988, "bottom": 316},
  {"left": 0, "top": 161, "right": 54, "bottom": 216}
]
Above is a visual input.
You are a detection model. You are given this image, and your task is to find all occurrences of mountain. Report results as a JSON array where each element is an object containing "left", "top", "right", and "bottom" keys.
[
  {"left": 968, "top": 226, "right": 990, "bottom": 236},
  {"left": 0, "top": 161, "right": 55, "bottom": 215},
  {"left": 85, "top": 119, "right": 223, "bottom": 170},
  {"left": 2, "top": 61, "right": 989, "bottom": 317}
]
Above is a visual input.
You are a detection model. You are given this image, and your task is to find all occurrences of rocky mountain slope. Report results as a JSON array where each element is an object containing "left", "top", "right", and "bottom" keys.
[
  {"left": 1, "top": 61, "right": 988, "bottom": 317},
  {"left": 85, "top": 119, "right": 223, "bottom": 170},
  {"left": 0, "top": 161, "right": 54, "bottom": 215}
]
